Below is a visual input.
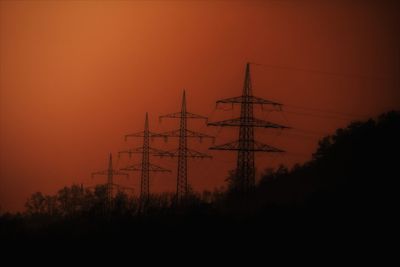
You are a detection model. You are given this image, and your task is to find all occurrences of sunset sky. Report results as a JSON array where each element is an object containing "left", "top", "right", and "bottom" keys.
[{"left": 1, "top": 1, "right": 399, "bottom": 212}]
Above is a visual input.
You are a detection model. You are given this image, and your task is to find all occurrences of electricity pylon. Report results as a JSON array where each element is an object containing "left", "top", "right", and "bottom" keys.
[
  {"left": 91, "top": 153, "right": 129, "bottom": 208},
  {"left": 157, "top": 90, "right": 214, "bottom": 204},
  {"left": 208, "top": 63, "right": 289, "bottom": 195},
  {"left": 119, "top": 112, "right": 170, "bottom": 203}
]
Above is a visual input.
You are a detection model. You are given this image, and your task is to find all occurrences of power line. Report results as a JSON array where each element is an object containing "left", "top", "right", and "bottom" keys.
[
  {"left": 283, "top": 109, "right": 359, "bottom": 121},
  {"left": 251, "top": 62, "right": 394, "bottom": 81},
  {"left": 290, "top": 127, "right": 330, "bottom": 136},
  {"left": 284, "top": 104, "right": 370, "bottom": 119}
]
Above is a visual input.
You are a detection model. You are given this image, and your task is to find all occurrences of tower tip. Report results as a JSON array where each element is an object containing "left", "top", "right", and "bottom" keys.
[
  {"left": 144, "top": 112, "right": 149, "bottom": 128},
  {"left": 182, "top": 89, "right": 187, "bottom": 101}
]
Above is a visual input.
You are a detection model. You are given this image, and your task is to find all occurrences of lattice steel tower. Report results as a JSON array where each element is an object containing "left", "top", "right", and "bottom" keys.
[
  {"left": 92, "top": 153, "right": 129, "bottom": 207},
  {"left": 119, "top": 113, "right": 170, "bottom": 203},
  {"left": 208, "top": 63, "right": 289, "bottom": 195},
  {"left": 158, "top": 90, "right": 214, "bottom": 203}
]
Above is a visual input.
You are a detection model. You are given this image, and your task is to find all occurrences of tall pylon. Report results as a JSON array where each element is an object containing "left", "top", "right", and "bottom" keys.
[
  {"left": 157, "top": 90, "right": 214, "bottom": 204},
  {"left": 208, "top": 63, "right": 289, "bottom": 195},
  {"left": 91, "top": 153, "right": 129, "bottom": 208},
  {"left": 119, "top": 113, "right": 170, "bottom": 203}
]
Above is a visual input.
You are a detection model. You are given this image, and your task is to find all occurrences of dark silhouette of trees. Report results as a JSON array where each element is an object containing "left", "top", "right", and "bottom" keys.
[
  {"left": 254, "top": 110, "right": 400, "bottom": 214},
  {"left": 1, "top": 110, "right": 398, "bottom": 239},
  {"left": 25, "top": 192, "right": 47, "bottom": 215}
]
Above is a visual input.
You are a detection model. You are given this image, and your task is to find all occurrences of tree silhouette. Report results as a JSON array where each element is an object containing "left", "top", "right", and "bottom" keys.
[
  {"left": 25, "top": 192, "right": 48, "bottom": 215},
  {"left": 1, "top": 110, "right": 398, "bottom": 239}
]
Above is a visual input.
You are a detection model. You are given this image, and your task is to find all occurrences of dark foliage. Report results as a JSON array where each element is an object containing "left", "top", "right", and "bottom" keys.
[{"left": 1, "top": 111, "right": 399, "bottom": 241}]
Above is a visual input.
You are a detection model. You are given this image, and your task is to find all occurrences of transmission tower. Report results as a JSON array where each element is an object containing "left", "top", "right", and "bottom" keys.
[
  {"left": 157, "top": 90, "right": 214, "bottom": 204},
  {"left": 119, "top": 112, "right": 171, "bottom": 203},
  {"left": 91, "top": 153, "right": 129, "bottom": 208},
  {"left": 208, "top": 63, "right": 289, "bottom": 195}
]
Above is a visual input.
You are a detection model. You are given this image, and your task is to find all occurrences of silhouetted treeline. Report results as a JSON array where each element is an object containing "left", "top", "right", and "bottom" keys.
[
  {"left": 238, "top": 110, "right": 399, "bottom": 215},
  {"left": 1, "top": 110, "right": 399, "bottom": 239}
]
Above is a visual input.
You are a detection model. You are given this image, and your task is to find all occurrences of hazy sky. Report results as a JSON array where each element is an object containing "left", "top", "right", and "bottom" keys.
[{"left": 1, "top": 1, "right": 399, "bottom": 212}]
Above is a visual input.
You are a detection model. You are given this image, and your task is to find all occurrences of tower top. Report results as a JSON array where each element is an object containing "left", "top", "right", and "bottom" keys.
[
  {"left": 145, "top": 112, "right": 149, "bottom": 130},
  {"left": 243, "top": 63, "right": 252, "bottom": 97},
  {"left": 108, "top": 153, "right": 112, "bottom": 170},
  {"left": 181, "top": 89, "right": 187, "bottom": 113}
]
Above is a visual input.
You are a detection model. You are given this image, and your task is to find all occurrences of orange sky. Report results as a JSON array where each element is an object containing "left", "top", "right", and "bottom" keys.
[{"left": 1, "top": 1, "right": 399, "bottom": 212}]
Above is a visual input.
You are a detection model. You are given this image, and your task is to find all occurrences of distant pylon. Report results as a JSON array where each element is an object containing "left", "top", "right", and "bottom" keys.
[
  {"left": 157, "top": 90, "right": 214, "bottom": 204},
  {"left": 119, "top": 113, "right": 170, "bottom": 203},
  {"left": 91, "top": 153, "right": 129, "bottom": 208},
  {"left": 208, "top": 63, "right": 289, "bottom": 195}
]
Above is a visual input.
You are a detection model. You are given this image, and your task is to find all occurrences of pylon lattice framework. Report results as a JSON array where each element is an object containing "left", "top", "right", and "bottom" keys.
[
  {"left": 118, "top": 112, "right": 170, "bottom": 203},
  {"left": 91, "top": 153, "right": 129, "bottom": 208},
  {"left": 208, "top": 63, "right": 289, "bottom": 195},
  {"left": 156, "top": 90, "right": 214, "bottom": 204}
]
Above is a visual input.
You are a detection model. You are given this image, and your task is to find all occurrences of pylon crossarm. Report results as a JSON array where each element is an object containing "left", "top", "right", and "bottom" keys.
[
  {"left": 210, "top": 140, "right": 285, "bottom": 152},
  {"left": 152, "top": 150, "right": 177, "bottom": 158},
  {"left": 208, "top": 117, "right": 290, "bottom": 128},
  {"left": 185, "top": 112, "right": 208, "bottom": 121},
  {"left": 155, "top": 148, "right": 212, "bottom": 159},
  {"left": 158, "top": 129, "right": 180, "bottom": 138},
  {"left": 120, "top": 147, "right": 172, "bottom": 157},
  {"left": 216, "top": 95, "right": 282, "bottom": 106},
  {"left": 148, "top": 147, "right": 172, "bottom": 155},
  {"left": 125, "top": 131, "right": 167, "bottom": 140},
  {"left": 159, "top": 112, "right": 208, "bottom": 122},
  {"left": 185, "top": 148, "right": 213, "bottom": 158},
  {"left": 148, "top": 163, "right": 171, "bottom": 172},
  {"left": 159, "top": 112, "right": 181, "bottom": 121},
  {"left": 120, "top": 163, "right": 142, "bottom": 171},
  {"left": 251, "top": 140, "right": 285, "bottom": 152},
  {"left": 149, "top": 132, "right": 169, "bottom": 138},
  {"left": 185, "top": 129, "right": 214, "bottom": 140},
  {"left": 118, "top": 148, "right": 142, "bottom": 158},
  {"left": 124, "top": 131, "right": 144, "bottom": 141},
  {"left": 121, "top": 163, "right": 171, "bottom": 172},
  {"left": 159, "top": 129, "right": 215, "bottom": 142}
]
